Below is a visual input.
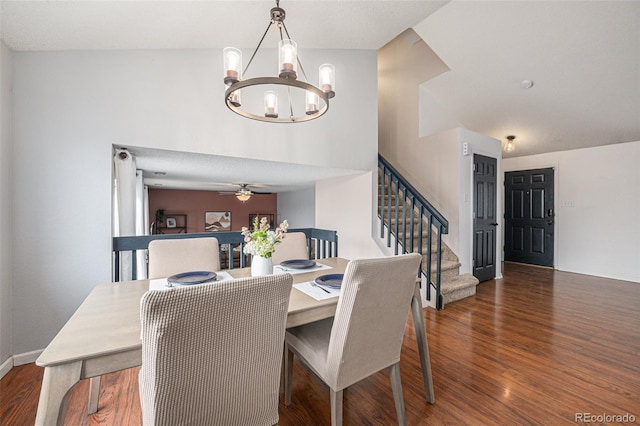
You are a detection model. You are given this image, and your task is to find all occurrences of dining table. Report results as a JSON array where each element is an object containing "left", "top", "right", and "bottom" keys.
[{"left": 34, "top": 257, "right": 434, "bottom": 426}]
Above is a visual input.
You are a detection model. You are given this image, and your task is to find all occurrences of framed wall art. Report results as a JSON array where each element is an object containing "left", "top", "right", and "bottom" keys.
[{"left": 205, "top": 211, "right": 231, "bottom": 232}]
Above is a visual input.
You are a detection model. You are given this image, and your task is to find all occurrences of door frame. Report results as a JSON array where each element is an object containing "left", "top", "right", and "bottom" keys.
[{"left": 502, "top": 162, "right": 559, "bottom": 269}]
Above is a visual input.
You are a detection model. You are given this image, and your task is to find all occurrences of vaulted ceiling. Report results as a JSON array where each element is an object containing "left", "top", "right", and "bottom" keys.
[{"left": 2, "top": 0, "right": 638, "bottom": 190}]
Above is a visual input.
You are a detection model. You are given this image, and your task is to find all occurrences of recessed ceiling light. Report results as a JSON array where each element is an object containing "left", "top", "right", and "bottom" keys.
[{"left": 520, "top": 80, "right": 534, "bottom": 89}]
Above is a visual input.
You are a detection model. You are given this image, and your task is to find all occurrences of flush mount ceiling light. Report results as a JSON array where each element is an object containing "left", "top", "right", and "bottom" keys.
[
  {"left": 223, "top": 0, "right": 335, "bottom": 123},
  {"left": 505, "top": 135, "right": 516, "bottom": 152},
  {"left": 520, "top": 80, "right": 534, "bottom": 89}
]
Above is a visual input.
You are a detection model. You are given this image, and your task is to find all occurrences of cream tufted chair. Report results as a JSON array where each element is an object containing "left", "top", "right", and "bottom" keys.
[
  {"left": 284, "top": 253, "right": 422, "bottom": 426},
  {"left": 139, "top": 273, "right": 293, "bottom": 426},
  {"left": 148, "top": 237, "right": 220, "bottom": 279},
  {"left": 271, "top": 232, "right": 309, "bottom": 265}
]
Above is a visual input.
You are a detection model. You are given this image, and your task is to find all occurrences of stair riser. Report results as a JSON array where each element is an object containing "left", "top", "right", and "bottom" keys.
[
  {"left": 442, "top": 286, "right": 476, "bottom": 305},
  {"left": 388, "top": 240, "right": 459, "bottom": 263},
  {"left": 394, "top": 235, "right": 452, "bottom": 253},
  {"left": 423, "top": 264, "right": 460, "bottom": 281}
]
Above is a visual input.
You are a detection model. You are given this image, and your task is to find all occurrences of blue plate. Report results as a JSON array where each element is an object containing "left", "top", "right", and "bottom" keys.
[
  {"left": 280, "top": 259, "right": 317, "bottom": 269},
  {"left": 167, "top": 271, "right": 217, "bottom": 286},
  {"left": 314, "top": 274, "right": 344, "bottom": 289}
]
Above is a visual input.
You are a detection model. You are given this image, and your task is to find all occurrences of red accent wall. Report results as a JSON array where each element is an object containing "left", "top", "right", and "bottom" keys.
[{"left": 148, "top": 188, "right": 277, "bottom": 234}]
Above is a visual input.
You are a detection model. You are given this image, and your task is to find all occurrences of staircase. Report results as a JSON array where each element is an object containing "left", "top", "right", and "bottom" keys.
[{"left": 378, "top": 155, "right": 478, "bottom": 309}]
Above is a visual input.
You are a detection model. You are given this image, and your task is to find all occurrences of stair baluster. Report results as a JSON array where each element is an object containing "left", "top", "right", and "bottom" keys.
[{"left": 378, "top": 155, "right": 449, "bottom": 310}]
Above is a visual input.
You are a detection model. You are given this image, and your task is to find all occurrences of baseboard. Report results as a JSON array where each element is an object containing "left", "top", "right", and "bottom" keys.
[
  {"left": 13, "top": 349, "right": 43, "bottom": 366},
  {"left": 0, "top": 356, "right": 13, "bottom": 380}
]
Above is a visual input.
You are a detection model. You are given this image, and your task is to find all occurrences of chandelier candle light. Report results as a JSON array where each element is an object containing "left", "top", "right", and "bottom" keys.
[{"left": 223, "top": 0, "right": 335, "bottom": 123}]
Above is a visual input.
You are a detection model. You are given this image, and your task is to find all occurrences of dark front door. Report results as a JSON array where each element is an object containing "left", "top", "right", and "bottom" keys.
[
  {"left": 504, "top": 168, "right": 554, "bottom": 267},
  {"left": 473, "top": 154, "right": 497, "bottom": 282}
]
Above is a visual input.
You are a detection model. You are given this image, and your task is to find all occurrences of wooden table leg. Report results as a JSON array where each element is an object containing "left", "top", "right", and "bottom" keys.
[
  {"left": 412, "top": 287, "right": 435, "bottom": 404},
  {"left": 35, "top": 361, "right": 82, "bottom": 426},
  {"left": 88, "top": 376, "right": 101, "bottom": 414}
]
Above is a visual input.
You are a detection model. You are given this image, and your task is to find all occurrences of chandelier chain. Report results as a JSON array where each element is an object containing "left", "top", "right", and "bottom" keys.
[{"left": 242, "top": 20, "right": 273, "bottom": 79}]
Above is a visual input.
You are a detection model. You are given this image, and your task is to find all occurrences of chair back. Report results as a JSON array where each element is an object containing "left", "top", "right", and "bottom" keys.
[
  {"left": 326, "top": 253, "right": 422, "bottom": 390},
  {"left": 148, "top": 237, "right": 220, "bottom": 279},
  {"left": 139, "top": 273, "right": 294, "bottom": 426},
  {"left": 271, "top": 232, "right": 309, "bottom": 265}
]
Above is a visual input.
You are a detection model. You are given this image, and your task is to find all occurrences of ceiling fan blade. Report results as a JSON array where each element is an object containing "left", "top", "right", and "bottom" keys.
[{"left": 217, "top": 184, "right": 273, "bottom": 196}]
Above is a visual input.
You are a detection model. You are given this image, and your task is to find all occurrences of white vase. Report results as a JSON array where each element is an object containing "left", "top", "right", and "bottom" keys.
[{"left": 251, "top": 255, "right": 273, "bottom": 277}]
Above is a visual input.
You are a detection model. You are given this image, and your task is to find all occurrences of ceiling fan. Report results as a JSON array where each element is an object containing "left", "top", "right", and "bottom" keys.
[{"left": 219, "top": 184, "right": 272, "bottom": 202}]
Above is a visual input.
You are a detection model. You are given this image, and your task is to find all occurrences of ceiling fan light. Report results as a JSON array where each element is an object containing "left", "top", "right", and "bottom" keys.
[
  {"left": 235, "top": 185, "right": 253, "bottom": 202},
  {"left": 236, "top": 192, "right": 251, "bottom": 202}
]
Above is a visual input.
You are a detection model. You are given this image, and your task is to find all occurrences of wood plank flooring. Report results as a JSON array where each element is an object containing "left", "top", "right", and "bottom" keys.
[{"left": 1, "top": 262, "right": 639, "bottom": 425}]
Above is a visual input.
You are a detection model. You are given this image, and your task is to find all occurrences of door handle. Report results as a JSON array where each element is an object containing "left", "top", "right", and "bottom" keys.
[
  {"left": 547, "top": 220, "right": 553, "bottom": 225},
  {"left": 490, "top": 223, "right": 498, "bottom": 226}
]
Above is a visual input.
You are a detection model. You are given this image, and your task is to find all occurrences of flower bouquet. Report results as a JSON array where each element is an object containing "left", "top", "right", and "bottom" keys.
[
  {"left": 242, "top": 216, "right": 288, "bottom": 259},
  {"left": 242, "top": 217, "right": 288, "bottom": 276}
]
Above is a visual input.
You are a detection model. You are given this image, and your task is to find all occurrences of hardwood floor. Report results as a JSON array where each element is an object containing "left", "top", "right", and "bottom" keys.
[{"left": 2, "top": 262, "right": 639, "bottom": 425}]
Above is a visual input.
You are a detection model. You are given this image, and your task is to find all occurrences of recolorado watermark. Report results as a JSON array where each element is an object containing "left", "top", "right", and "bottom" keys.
[{"left": 575, "top": 412, "right": 635, "bottom": 423}]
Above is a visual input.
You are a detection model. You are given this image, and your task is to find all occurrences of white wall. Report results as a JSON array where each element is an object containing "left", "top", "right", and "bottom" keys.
[
  {"left": 503, "top": 141, "right": 640, "bottom": 282},
  {"left": 316, "top": 173, "right": 383, "bottom": 260},
  {"left": 277, "top": 187, "right": 315, "bottom": 228},
  {"left": 0, "top": 41, "right": 13, "bottom": 367},
  {"left": 11, "top": 48, "right": 377, "bottom": 354},
  {"left": 414, "top": 129, "right": 460, "bottom": 254}
]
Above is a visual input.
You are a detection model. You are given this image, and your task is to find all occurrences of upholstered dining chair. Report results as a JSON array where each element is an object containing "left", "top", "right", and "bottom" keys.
[
  {"left": 284, "top": 253, "right": 422, "bottom": 426},
  {"left": 148, "top": 237, "right": 220, "bottom": 279},
  {"left": 88, "top": 237, "right": 222, "bottom": 414},
  {"left": 271, "top": 232, "right": 309, "bottom": 265},
  {"left": 139, "top": 273, "right": 294, "bottom": 426}
]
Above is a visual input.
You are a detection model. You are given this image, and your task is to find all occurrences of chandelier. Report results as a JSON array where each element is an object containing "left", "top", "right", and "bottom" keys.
[{"left": 223, "top": 0, "right": 335, "bottom": 123}]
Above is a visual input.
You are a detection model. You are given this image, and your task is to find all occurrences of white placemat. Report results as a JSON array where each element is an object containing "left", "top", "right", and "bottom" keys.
[
  {"left": 293, "top": 281, "right": 340, "bottom": 300},
  {"left": 273, "top": 262, "right": 332, "bottom": 275},
  {"left": 149, "top": 271, "right": 234, "bottom": 291}
]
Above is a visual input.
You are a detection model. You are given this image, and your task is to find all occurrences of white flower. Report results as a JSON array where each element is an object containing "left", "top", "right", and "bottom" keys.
[{"left": 241, "top": 217, "right": 289, "bottom": 258}]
